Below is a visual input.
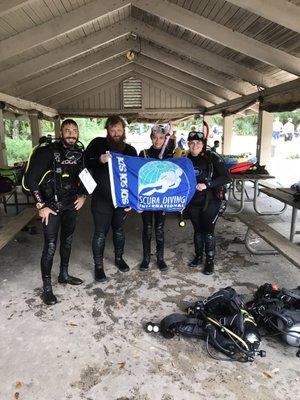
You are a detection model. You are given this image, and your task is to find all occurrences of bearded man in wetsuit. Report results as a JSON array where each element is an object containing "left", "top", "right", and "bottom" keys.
[
  {"left": 85, "top": 115, "right": 137, "bottom": 283},
  {"left": 26, "top": 119, "right": 87, "bottom": 305}
]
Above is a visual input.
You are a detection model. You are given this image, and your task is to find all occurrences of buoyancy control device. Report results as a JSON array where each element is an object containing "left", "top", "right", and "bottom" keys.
[
  {"left": 247, "top": 283, "right": 300, "bottom": 356},
  {"left": 146, "top": 287, "right": 265, "bottom": 362},
  {"left": 22, "top": 135, "right": 84, "bottom": 199}
]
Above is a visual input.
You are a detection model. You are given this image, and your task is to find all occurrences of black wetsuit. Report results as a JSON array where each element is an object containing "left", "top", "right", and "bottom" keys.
[
  {"left": 138, "top": 145, "right": 174, "bottom": 270},
  {"left": 187, "top": 150, "right": 230, "bottom": 270},
  {"left": 25, "top": 140, "right": 85, "bottom": 284},
  {"left": 85, "top": 137, "right": 137, "bottom": 268}
]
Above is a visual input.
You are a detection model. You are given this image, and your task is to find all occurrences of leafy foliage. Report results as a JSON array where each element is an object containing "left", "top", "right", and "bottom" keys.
[
  {"left": 233, "top": 115, "right": 259, "bottom": 136},
  {"left": 3, "top": 110, "right": 300, "bottom": 164},
  {"left": 6, "top": 137, "right": 32, "bottom": 164}
]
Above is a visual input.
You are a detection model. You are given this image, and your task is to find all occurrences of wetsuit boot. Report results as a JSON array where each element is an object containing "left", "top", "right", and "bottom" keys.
[
  {"left": 41, "top": 240, "right": 57, "bottom": 305},
  {"left": 140, "top": 244, "right": 151, "bottom": 271},
  {"left": 58, "top": 265, "right": 83, "bottom": 285},
  {"left": 189, "top": 233, "right": 204, "bottom": 268},
  {"left": 93, "top": 232, "right": 107, "bottom": 282},
  {"left": 42, "top": 276, "right": 57, "bottom": 305},
  {"left": 203, "top": 233, "right": 215, "bottom": 275},
  {"left": 156, "top": 223, "right": 168, "bottom": 271},
  {"left": 140, "top": 226, "right": 152, "bottom": 271},
  {"left": 113, "top": 228, "right": 130, "bottom": 272},
  {"left": 58, "top": 229, "right": 83, "bottom": 285},
  {"left": 95, "top": 260, "right": 107, "bottom": 282}
]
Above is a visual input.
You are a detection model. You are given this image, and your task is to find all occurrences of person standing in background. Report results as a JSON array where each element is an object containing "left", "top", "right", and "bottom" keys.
[
  {"left": 272, "top": 116, "right": 283, "bottom": 140},
  {"left": 283, "top": 118, "right": 295, "bottom": 142}
]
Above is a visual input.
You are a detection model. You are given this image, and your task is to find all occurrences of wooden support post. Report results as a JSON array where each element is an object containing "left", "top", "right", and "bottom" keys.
[
  {"left": 222, "top": 115, "right": 233, "bottom": 154},
  {"left": 54, "top": 117, "right": 61, "bottom": 139},
  {"left": 257, "top": 110, "right": 273, "bottom": 167},
  {"left": 0, "top": 109, "right": 8, "bottom": 166},
  {"left": 29, "top": 113, "right": 41, "bottom": 146}
]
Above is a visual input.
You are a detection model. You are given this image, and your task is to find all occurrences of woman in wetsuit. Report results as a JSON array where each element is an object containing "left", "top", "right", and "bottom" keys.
[
  {"left": 186, "top": 130, "right": 230, "bottom": 275},
  {"left": 139, "top": 125, "right": 175, "bottom": 272}
]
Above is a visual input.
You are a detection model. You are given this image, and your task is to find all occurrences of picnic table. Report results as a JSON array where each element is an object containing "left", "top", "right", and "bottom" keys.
[
  {"left": 227, "top": 173, "right": 276, "bottom": 215},
  {"left": 259, "top": 187, "right": 300, "bottom": 242}
]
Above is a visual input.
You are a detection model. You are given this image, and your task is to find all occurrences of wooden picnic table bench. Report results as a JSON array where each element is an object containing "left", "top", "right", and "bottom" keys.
[
  {"left": 0, "top": 207, "right": 36, "bottom": 251},
  {"left": 236, "top": 212, "right": 300, "bottom": 270},
  {"left": 259, "top": 187, "right": 300, "bottom": 242}
]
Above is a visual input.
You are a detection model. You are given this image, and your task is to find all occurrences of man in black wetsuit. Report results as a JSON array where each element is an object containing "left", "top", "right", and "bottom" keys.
[
  {"left": 25, "top": 119, "right": 86, "bottom": 305},
  {"left": 85, "top": 115, "right": 137, "bottom": 282}
]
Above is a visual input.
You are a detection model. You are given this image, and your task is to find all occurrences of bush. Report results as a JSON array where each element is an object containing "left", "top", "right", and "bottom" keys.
[
  {"left": 6, "top": 138, "right": 32, "bottom": 165},
  {"left": 286, "top": 152, "right": 300, "bottom": 159}
]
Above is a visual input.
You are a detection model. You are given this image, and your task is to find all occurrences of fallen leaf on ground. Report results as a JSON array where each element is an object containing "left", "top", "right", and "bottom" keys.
[
  {"left": 263, "top": 371, "right": 272, "bottom": 379},
  {"left": 66, "top": 322, "right": 78, "bottom": 326},
  {"left": 118, "top": 362, "right": 126, "bottom": 369}
]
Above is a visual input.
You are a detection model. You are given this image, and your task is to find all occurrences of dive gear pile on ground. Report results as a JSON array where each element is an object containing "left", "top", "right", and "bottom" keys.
[{"left": 146, "top": 284, "right": 300, "bottom": 361}]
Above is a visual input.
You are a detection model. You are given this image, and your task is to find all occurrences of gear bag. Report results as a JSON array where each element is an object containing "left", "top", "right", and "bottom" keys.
[{"left": 229, "top": 161, "right": 254, "bottom": 174}]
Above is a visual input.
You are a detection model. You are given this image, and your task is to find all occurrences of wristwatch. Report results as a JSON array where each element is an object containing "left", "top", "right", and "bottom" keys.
[{"left": 36, "top": 202, "right": 45, "bottom": 210}]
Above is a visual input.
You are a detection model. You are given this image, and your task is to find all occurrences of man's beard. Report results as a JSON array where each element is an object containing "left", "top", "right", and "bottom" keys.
[
  {"left": 62, "top": 137, "right": 77, "bottom": 149},
  {"left": 106, "top": 133, "right": 126, "bottom": 152}
]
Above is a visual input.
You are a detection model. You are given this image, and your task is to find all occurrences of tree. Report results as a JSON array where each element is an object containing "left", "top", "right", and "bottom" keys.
[{"left": 233, "top": 115, "right": 259, "bottom": 135}]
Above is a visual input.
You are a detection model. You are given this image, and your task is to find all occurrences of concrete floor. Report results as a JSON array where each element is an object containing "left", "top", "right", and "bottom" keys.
[{"left": 0, "top": 192, "right": 299, "bottom": 400}]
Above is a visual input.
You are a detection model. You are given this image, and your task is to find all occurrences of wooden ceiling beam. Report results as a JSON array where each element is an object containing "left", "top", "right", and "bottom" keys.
[
  {"left": 133, "top": 0, "right": 300, "bottom": 76},
  {"left": 57, "top": 73, "right": 135, "bottom": 112},
  {"left": 45, "top": 65, "right": 134, "bottom": 107},
  {"left": 0, "top": 0, "right": 131, "bottom": 61},
  {"left": 31, "top": 57, "right": 131, "bottom": 102},
  {"left": 58, "top": 108, "right": 200, "bottom": 118},
  {"left": 12, "top": 41, "right": 133, "bottom": 98},
  {"left": 0, "top": 0, "right": 32, "bottom": 17},
  {"left": 136, "top": 56, "right": 223, "bottom": 103},
  {"left": 131, "top": 18, "right": 274, "bottom": 88},
  {"left": 137, "top": 40, "right": 245, "bottom": 97},
  {"left": 0, "top": 20, "right": 130, "bottom": 88},
  {"left": 0, "top": 92, "right": 58, "bottom": 118},
  {"left": 205, "top": 77, "right": 300, "bottom": 115},
  {"left": 226, "top": 0, "right": 300, "bottom": 34},
  {"left": 133, "top": 65, "right": 212, "bottom": 108}
]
